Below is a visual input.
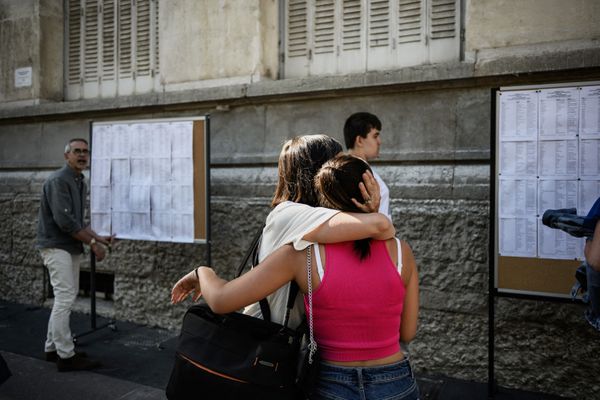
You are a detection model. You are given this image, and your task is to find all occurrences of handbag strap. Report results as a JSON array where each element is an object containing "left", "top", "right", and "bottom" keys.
[
  {"left": 235, "top": 227, "right": 264, "bottom": 278},
  {"left": 234, "top": 226, "right": 272, "bottom": 321},
  {"left": 234, "top": 226, "right": 299, "bottom": 326},
  {"left": 306, "top": 245, "right": 318, "bottom": 364}
]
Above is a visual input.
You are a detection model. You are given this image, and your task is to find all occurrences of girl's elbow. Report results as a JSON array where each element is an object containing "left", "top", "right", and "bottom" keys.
[{"left": 204, "top": 295, "right": 232, "bottom": 314}]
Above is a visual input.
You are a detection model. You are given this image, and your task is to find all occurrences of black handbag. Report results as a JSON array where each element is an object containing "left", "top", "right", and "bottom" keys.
[{"left": 166, "top": 228, "right": 305, "bottom": 400}]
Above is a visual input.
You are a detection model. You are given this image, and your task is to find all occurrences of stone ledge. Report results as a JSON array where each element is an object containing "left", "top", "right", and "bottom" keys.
[{"left": 1, "top": 44, "right": 599, "bottom": 121}]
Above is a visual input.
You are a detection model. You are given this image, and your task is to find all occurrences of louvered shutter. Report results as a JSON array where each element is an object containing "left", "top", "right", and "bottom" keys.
[
  {"left": 309, "top": 0, "right": 338, "bottom": 75},
  {"left": 338, "top": 0, "right": 366, "bottom": 73},
  {"left": 153, "top": 0, "right": 160, "bottom": 88},
  {"left": 285, "top": 0, "right": 310, "bottom": 77},
  {"left": 396, "top": 0, "right": 426, "bottom": 67},
  {"left": 117, "top": 0, "right": 134, "bottom": 95},
  {"left": 134, "top": 0, "right": 154, "bottom": 92},
  {"left": 66, "top": 0, "right": 161, "bottom": 99},
  {"left": 427, "top": 0, "right": 459, "bottom": 63},
  {"left": 83, "top": 0, "right": 100, "bottom": 97},
  {"left": 66, "top": 0, "right": 82, "bottom": 99},
  {"left": 101, "top": 0, "right": 117, "bottom": 97},
  {"left": 366, "top": 0, "right": 396, "bottom": 70}
]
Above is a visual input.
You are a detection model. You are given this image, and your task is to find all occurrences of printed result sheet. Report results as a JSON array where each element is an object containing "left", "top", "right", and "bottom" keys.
[
  {"left": 91, "top": 121, "right": 195, "bottom": 243},
  {"left": 498, "top": 86, "right": 600, "bottom": 259}
]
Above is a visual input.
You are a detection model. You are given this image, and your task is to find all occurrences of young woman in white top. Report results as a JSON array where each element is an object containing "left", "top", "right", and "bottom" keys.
[
  {"left": 171, "top": 154, "right": 419, "bottom": 399},
  {"left": 242, "top": 135, "right": 395, "bottom": 328}
]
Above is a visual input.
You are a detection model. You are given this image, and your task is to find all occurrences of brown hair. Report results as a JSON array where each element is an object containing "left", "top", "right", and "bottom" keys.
[
  {"left": 271, "top": 135, "right": 343, "bottom": 207},
  {"left": 315, "top": 154, "right": 372, "bottom": 259}
]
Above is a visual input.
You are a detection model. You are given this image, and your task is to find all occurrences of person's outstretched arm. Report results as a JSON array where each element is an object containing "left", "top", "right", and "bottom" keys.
[
  {"left": 585, "top": 221, "right": 600, "bottom": 271},
  {"left": 171, "top": 245, "right": 305, "bottom": 314}
]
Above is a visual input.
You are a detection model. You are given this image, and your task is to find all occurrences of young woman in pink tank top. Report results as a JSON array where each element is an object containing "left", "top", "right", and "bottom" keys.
[{"left": 172, "top": 155, "right": 420, "bottom": 400}]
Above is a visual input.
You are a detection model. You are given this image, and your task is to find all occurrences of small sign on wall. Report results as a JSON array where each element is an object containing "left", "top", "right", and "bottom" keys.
[{"left": 14, "top": 67, "right": 32, "bottom": 88}]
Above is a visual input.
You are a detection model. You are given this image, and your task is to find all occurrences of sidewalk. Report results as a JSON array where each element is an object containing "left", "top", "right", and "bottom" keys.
[{"left": 0, "top": 300, "right": 568, "bottom": 400}]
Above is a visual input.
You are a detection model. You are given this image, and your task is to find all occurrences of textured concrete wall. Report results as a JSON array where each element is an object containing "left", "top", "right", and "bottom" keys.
[
  {"left": 466, "top": 0, "right": 600, "bottom": 51},
  {"left": 160, "top": 0, "right": 278, "bottom": 88},
  {"left": 1, "top": 82, "right": 599, "bottom": 397},
  {"left": 0, "top": 0, "right": 62, "bottom": 104}
]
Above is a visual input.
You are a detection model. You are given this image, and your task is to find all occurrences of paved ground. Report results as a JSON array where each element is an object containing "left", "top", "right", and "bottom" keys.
[{"left": 0, "top": 300, "right": 568, "bottom": 400}]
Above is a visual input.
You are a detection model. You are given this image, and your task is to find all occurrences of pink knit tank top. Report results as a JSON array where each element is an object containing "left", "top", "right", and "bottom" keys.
[{"left": 304, "top": 240, "right": 406, "bottom": 362}]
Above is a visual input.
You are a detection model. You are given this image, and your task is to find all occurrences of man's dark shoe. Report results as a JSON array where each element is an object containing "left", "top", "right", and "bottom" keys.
[
  {"left": 56, "top": 353, "right": 101, "bottom": 372},
  {"left": 45, "top": 350, "right": 88, "bottom": 363}
]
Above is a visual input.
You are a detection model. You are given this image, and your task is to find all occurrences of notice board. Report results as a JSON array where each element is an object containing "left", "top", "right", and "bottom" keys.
[
  {"left": 494, "top": 82, "right": 600, "bottom": 298},
  {"left": 90, "top": 117, "right": 209, "bottom": 244}
]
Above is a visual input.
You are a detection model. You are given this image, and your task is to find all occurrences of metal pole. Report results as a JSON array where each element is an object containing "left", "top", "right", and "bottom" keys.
[
  {"left": 488, "top": 88, "right": 498, "bottom": 399},
  {"left": 205, "top": 114, "right": 211, "bottom": 266}
]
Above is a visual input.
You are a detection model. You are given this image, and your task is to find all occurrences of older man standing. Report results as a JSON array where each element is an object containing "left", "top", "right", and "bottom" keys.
[{"left": 36, "top": 138, "right": 112, "bottom": 371}]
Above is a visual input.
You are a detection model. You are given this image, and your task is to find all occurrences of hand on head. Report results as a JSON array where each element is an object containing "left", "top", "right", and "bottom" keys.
[{"left": 351, "top": 170, "right": 380, "bottom": 212}]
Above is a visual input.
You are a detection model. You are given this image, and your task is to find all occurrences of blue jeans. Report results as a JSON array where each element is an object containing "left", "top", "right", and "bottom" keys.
[{"left": 313, "top": 358, "right": 419, "bottom": 400}]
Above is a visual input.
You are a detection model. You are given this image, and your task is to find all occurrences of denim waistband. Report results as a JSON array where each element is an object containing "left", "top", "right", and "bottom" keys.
[{"left": 319, "top": 357, "right": 414, "bottom": 384}]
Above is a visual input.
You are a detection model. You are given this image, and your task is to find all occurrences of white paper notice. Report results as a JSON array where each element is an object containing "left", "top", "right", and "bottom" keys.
[
  {"left": 538, "top": 140, "right": 578, "bottom": 177},
  {"left": 150, "top": 185, "right": 171, "bottom": 210},
  {"left": 90, "top": 120, "right": 197, "bottom": 243},
  {"left": 580, "top": 139, "right": 600, "bottom": 177},
  {"left": 151, "top": 212, "right": 172, "bottom": 241},
  {"left": 499, "top": 90, "right": 538, "bottom": 140},
  {"left": 171, "top": 122, "right": 194, "bottom": 157},
  {"left": 130, "top": 158, "right": 152, "bottom": 184},
  {"left": 91, "top": 185, "right": 111, "bottom": 212},
  {"left": 172, "top": 213, "right": 195, "bottom": 243},
  {"left": 539, "top": 88, "right": 579, "bottom": 139},
  {"left": 91, "top": 158, "right": 111, "bottom": 186},
  {"left": 91, "top": 213, "right": 111, "bottom": 236},
  {"left": 580, "top": 85, "right": 600, "bottom": 138},
  {"left": 499, "top": 141, "right": 537, "bottom": 176},
  {"left": 499, "top": 179, "right": 537, "bottom": 217},
  {"left": 538, "top": 221, "right": 583, "bottom": 260},
  {"left": 537, "top": 179, "right": 578, "bottom": 215},
  {"left": 499, "top": 217, "right": 537, "bottom": 257},
  {"left": 579, "top": 180, "right": 600, "bottom": 215}
]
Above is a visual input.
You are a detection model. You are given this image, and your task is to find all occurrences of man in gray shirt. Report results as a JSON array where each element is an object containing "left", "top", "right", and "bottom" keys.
[{"left": 36, "top": 138, "right": 113, "bottom": 372}]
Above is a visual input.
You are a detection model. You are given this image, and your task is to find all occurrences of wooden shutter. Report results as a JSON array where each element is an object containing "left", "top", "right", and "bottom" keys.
[
  {"left": 154, "top": 0, "right": 159, "bottom": 74},
  {"left": 136, "top": 0, "right": 151, "bottom": 77},
  {"left": 83, "top": 0, "right": 100, "bottom": 98},
  {"left": 118, "top": 0, "right": 134, "bottom": 94},
  {"left": 101, "top": 0, "right": 117, "bottom": 96},
  {"left": 398, "top": 0, "right": 422, "bottom": 43},
  {"left": 427, "top": 0, "right": 459, "bottom": 63},
  {"left": 285, "top": 0, "right": 309, "bottom": 76},
  {"left": 338, "top": 0, "right": 365, "bottom": 73},
  {"left": 66, "top": 0, "right": 160, "bottom": 99},
  {"left": 134, "top": 0, "right": 155, "bottom": 92},
  {"left": 310, "top": 0, "right": 337, "bottom": 75},
  {"left": 367, "top": 0, "right": 395, "bottom": 70},
  {"left": 342, "top": 0, "right": 361, "bottom": 51},
  {"left": 66, "top": 0, "right": 82, "bottom": 99},
  {"left": 368, "top": 0, "right": 389, "bottom": 48},
  {"left": 396, "top": 0, "right": 426, "bottom": 67}
]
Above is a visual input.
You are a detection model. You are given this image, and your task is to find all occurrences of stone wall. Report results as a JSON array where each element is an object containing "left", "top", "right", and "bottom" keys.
[{"left": 1, "top": 82, "right": 599, "bottom": 398}]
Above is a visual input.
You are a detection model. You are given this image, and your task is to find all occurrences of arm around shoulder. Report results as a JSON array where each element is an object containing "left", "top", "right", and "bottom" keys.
[{"left": 304, "top": 212, "right": 395, "bottom": 243}]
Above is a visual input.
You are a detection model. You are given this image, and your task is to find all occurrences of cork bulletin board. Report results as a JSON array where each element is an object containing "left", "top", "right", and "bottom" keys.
[
  {"left": 493, "top": 82, "right": 600, "bottom": 298},
  {"left": 90, "top": 117, "right": 210, "bottom": 244}
]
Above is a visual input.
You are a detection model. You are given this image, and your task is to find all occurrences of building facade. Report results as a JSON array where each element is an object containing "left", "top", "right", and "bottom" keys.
[{"left": 1, "top": 0, "right": 599, "bottom": 397}]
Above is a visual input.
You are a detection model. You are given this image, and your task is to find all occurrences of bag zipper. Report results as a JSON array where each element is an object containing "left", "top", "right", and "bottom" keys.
[{"left": 178, "top": 353, "right": 248, "bottom": 384}]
